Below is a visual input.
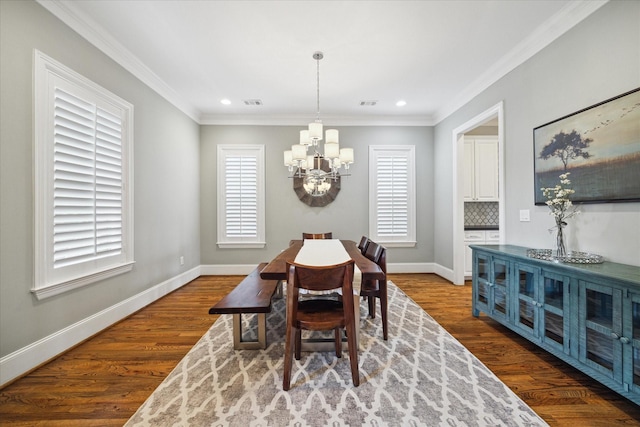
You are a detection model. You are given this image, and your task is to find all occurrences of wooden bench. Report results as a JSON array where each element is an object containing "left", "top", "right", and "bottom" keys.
[{"left": 208, "top": 263, "right": 281, "bottom": 350}]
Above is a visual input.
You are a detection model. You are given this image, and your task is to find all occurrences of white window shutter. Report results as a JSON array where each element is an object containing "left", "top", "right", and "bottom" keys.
[
  {"left": 95, "top": 107, "right": 123, "bottom": 257},
  {"left": 225, "top": 155, "right": 258, "bottom": 238},
  {"left": 52, "top": 89, "right": 124, "bottom": 268},
  {"left": 376, "top": 155, "right": 409, "bottom": 237},
  {"left": 217, "top": 145, "right": 265, "bottom": 248},
  {"left": 369, "top": 146, "right": 416, "bottom": 247},
  {"left": 34, "top": 50, "right": 133, "bottom": 299}
]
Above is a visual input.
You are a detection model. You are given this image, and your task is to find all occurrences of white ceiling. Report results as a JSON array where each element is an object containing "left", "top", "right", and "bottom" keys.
[{"left": 41, "top": 0, "right": 606, "bottom": 125}]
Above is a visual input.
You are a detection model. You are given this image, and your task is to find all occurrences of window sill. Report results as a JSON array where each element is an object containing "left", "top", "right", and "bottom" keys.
[
  {"left": 217, "top": 242, "right": 266, "bottom": 249},
  {"left": 376, "top": 241, "right": 416, "bottom": 248},
  {"left": 32, "top": 261, "right": 135, "bottom": 300}
]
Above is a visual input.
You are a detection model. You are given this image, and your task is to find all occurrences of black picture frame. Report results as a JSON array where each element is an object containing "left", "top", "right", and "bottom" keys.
[{"left": 533, "top": 88, "right": 640, "bottom": 205}]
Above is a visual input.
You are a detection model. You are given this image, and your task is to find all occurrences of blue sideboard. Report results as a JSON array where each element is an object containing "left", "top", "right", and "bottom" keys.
[{"left": 471, "top": 244, "right": 640, "bottom": 405}]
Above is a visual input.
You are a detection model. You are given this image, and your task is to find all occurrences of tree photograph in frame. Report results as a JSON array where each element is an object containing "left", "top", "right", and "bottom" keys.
[{"left": 533, "top": 88, "right": 640, "bottom": 205}]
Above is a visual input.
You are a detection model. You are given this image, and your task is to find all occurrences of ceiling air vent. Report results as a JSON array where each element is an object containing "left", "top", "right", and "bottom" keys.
[
  {"left": 360, "top": 100, "right": 377, "bottom": 106},
  {"left": 243, "top": 99, "right": 263, "bottom": 106}
]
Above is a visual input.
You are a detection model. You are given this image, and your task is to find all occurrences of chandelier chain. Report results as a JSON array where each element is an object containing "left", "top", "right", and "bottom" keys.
[{"left": 316, "top": 55, "right": 320, "bottom": 121}]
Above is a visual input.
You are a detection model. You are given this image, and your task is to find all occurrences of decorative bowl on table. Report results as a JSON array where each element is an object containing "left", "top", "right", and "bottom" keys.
[{"left": 526, "top": 249, "right": 604, "bottom": 264}]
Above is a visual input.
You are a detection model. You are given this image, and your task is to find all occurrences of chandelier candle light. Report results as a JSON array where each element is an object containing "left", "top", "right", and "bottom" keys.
[{"left": 283, "top": 52, "right": 354, "bottom": 197}]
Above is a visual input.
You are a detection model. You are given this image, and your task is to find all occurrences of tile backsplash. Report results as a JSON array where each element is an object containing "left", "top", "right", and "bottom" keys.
[{"left": 465, "top": 202, "right": 499, "bottom": 227}]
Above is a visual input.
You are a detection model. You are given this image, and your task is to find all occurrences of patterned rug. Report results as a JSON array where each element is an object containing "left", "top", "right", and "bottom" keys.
[{"left": 125, "top": 282, "right": 547, "bottom": 426}]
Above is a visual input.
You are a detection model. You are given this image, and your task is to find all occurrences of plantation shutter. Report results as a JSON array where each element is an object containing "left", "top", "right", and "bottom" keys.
[
  {"left": 217, "top": 145, "right": 265, "bottom": 248},
  {"left": 34, "top": 50, "right": 133, "bottom": 299},
  {"left": 224, "top": 155, "right": 258, "bottom": 238},
  {"left": 376, "top": 155, "right": 408, "bottom": 237},
  {"left": 369, "top": 146, "right": 416, "bottom": 247},
  {"left": 52, "top": 88, "right": 123, "bottom": 268}
]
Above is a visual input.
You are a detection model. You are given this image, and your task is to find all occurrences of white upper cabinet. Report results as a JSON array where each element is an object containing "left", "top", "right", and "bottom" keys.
[{"left": 464, "top": 136, "right": 499, "bottom": 202}]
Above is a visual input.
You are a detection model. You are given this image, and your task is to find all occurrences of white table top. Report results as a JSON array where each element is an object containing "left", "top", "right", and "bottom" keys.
[{"left": 293, "top": 239, "right": 361, "bottom": 293}]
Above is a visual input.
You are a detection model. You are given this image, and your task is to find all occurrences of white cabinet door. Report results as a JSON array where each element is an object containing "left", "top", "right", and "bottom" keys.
[
  {"left": 464, "top": 136, "right": 499, "bottom": 202},
  {"left": 474, "top": 138, "right": 499, "bottom": 201},
  {"left": 463, "top": 140, "right": 474, "bottom": 201},
  {"left": 486, "top": 230, "right": 501, "bottom": 243},
  {"left": 464, "top": 230, "right": 486, "bottom": 277}
]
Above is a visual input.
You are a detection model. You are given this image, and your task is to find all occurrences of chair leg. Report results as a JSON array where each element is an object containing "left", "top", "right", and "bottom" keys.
[
  {"left": 345, "top": 321, "right": 359, "bottom": 387},
  {"left": 295, "top": 329, "right": 302, "bottom": 360},
  {"left": 380, "top": 281, "right": 388, "bottom": 340},
  {"left": 368, "top": 296, "right": 376, "bottom": 318},
  {"left": 283, "top": 325, "right": 297, "bottom": 391},
  {"left": 334, "top": 328, "right": 342, "bottom": 358}
]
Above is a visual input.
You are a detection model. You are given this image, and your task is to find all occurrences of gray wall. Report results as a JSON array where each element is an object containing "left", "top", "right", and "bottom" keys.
[
  {"left": 200, "top": 125, "right": 435, "bottom": 265},
  {"left": 0, "top": 1, "right": 201, "bottom": 358},
  {"left": 434, "top": 0, "right": 640, "bottom": 268}
]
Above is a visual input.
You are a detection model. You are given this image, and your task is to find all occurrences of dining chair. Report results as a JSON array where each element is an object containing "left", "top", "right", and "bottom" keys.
[
  {"left": 357, "top": 236, "right": 370, "bottom": 254},
  {"left": 283, "top": 259, "right": 359, "bottom": 390},
  {"left": 302, "top": 232, "right": 333, "bottom": 239},
  {"left": 360, "top": 241, "right": 388, "bottom": 340}
]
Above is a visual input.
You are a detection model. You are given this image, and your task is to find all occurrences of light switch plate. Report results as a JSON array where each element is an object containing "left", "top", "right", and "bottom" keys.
[{"left": 519, "top": 209, "right": 530, "bottom": 222}]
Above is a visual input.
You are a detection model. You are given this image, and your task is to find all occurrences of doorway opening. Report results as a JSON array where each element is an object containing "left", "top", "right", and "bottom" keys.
[{"left": 452, "top": 102, "right": 505, "bottom": 285}]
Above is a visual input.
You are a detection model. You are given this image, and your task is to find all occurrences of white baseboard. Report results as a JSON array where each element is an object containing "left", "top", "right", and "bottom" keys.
[
  {"left": 433, "top": 264, "right": 456, "bottom": 284},
  {"left": 0, "top": 266, "right": 201, "bottom": 387},
  {"left": 387, "top": 262, "right": 435, "bottom": 274},
  {"left": 200, "top": 264, "right": 261, "bottom": 275}
]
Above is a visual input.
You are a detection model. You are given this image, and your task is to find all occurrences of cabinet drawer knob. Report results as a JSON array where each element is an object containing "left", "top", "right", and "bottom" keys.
[{"left": 620, "top": 336, "right": 631, "bottom": 344}]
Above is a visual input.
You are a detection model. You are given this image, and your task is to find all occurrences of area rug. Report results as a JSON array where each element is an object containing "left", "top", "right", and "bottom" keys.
[{"left": 125, "top": 282, "right": 547, "bottom": 426}]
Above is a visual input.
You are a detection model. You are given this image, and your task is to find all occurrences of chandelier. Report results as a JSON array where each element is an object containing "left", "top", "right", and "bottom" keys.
[{"left": 283, "top": 52, "right": 354, "bottom": 197}]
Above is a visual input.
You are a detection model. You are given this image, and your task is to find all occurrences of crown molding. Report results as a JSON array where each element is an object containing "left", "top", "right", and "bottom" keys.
[
  {"left": 36, "top": 0, "right": 201, "bottom": 123},
  {"left": 199, "top": 114, "right": 435, "bottom": 126},
  {"left": 432, "top": 0, "right": 609, "bottom": 124}
]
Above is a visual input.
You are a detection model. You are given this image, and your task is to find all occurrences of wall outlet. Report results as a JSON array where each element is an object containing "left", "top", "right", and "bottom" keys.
[
  {"left": 519, "top": 209, "right": 530, "bottom": 222},
  {"left": 179, "top": 256, "right": 185, "bottom": 266}
]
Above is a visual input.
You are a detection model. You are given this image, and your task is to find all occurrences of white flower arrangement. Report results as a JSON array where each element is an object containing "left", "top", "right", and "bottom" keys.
[
  {"left": 541, "top": 172, "right": 579, "bottom": 256},
  {"left": 541, "top": 173, "right": 579, "bottom": 224}
]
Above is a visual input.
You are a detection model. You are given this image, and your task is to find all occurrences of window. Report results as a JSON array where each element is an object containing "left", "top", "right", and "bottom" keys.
[
  {"left": 217, "top": 145, "right": 265, "bottom": 248},
  {"left": 369, "top": 146, "right": 416, "bottom": 247},
  {"left": 34, "top": 50, "right": 134, "bottom": 299}
]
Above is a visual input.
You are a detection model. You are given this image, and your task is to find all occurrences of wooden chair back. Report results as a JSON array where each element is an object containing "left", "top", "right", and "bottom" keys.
[
  {"left": 361, "top": 241, "right": 389, "bottom": 340},
  {"left": 287, "top": 260, "right": 354, "bottom": 293},
  {"left": 364, "top": 241, "right": 384, "bottom": 263},
  {"left": 302, "top": 232, "right": 333, "bottom": 240},
  {"left": 357, "top": 236, "right": 370, "bottom": 254}
]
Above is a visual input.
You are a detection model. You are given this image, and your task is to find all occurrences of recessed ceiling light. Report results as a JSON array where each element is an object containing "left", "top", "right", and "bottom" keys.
[
  {"left": 220, "top": 99, "right": 231, "bottom": 105},
  {"left": 396, "top": 100, "right": 407, "bottom": 107}
]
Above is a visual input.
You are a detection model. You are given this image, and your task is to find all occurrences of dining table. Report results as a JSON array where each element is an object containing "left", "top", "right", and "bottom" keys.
[
  {"left": 260, "top": 239, "right": 385, "bottom": 351},
  {"left": 260, "top": 239, "right": 385, "bottom": 282}
]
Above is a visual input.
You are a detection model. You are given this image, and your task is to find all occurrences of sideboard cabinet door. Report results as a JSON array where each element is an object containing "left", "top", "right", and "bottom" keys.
[
  {"left": 579, "top": 280, "right": 624, "bottom": 384},
  {"left": 472, "top": 251, "right": 510, "bottom": 322},
  {"left": 623, "top": 290, "right": 640, "bottom": 395},
  {"left": 514, "top": 262, "right": 539, "bottom": 337},
  {"left": 541, "top": 270, "right": 571, "bottom": 354},
  {"left": 514, "top": 264, "right": 571, "bottom": 355}
]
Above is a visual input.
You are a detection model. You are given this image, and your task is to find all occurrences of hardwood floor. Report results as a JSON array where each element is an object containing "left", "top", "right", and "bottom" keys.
[{"left": 1, "top": 274, "right": 639, "bottom": 425}]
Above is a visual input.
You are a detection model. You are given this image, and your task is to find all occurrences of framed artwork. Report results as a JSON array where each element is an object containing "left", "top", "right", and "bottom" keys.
[{"left": 533, "top": 88, "right": 640, "bottom": 205}]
